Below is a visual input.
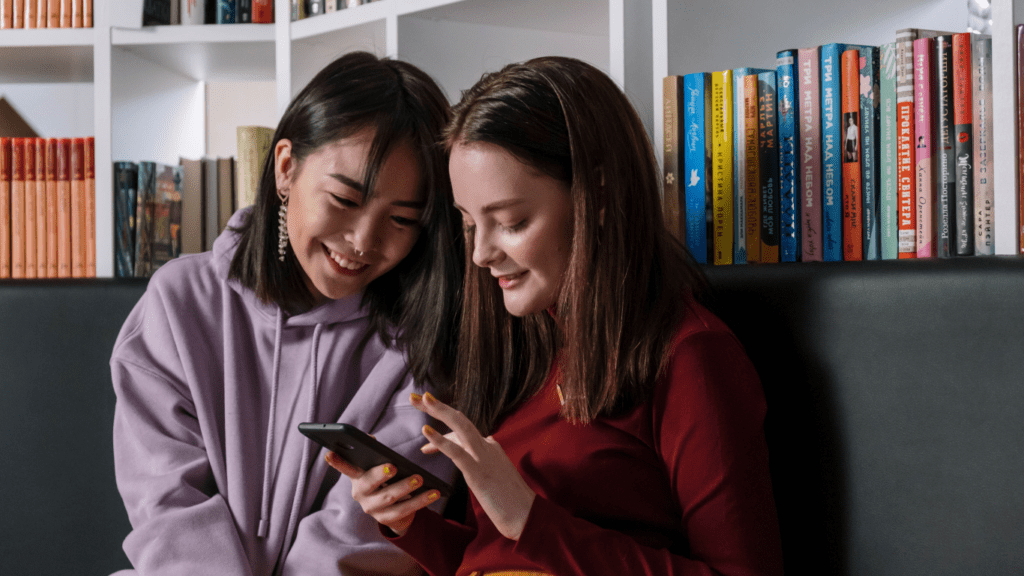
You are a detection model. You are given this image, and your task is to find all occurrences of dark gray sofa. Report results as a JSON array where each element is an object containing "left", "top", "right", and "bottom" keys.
[{"left": 1, "top": 258, "right": 1022, "bottom": 575}]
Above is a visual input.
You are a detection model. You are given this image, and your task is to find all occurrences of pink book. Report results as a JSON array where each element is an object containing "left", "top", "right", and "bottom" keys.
[
  {"left": 913, "top": 37, "right": 935, "bottom": 257},
  {"left": 798, "top": 46, "right": 823, "bottom": 261}
]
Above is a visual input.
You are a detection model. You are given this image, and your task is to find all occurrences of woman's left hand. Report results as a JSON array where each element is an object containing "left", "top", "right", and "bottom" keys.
[{"left": 411, "top": 392, "right": 536, "bottom": 541}]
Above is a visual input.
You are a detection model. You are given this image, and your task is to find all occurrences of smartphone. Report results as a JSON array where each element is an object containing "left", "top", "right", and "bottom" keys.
[{"left": 298, "top": 422, "right": 453, "bottom": 498}]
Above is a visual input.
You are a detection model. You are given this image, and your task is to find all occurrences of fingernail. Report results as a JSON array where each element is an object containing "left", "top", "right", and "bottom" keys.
[
  {"left": 424, "top": 392, "right": 437, "bottom": 404},
  {"left": 422, "top": 424, "right": 437, "bottom": 436},
  {"left": 409, "top": 477, "right": 421, "bottom": 489},
  {"left": 410, "top": 392, "right": 423, "bottom": 403},
  {"left": 324, "top": 453, "right": 333, "bottom": 464},
  {"left": 382, "top": 464, "right": 393, "bottom": 477},
  {"left": 427, "top": 491, "right": 440, "bottom": 501}
]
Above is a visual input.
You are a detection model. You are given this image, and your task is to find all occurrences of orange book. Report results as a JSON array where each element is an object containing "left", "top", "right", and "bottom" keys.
[
  {"left": 56, "top": 138, "right": 71, "bottom": 278},
  {"left": 24, "top": 138, "right": 37, "bottom": 278},
  {"left": 71, "top": 0, "right": 79, "bottom": 27},
  {"left": 34, "top": 0, "right": 45, "bottom": 27},
  {"left": 1, "top": 0, "right": 13, "bottom": 29},
  {"left": 58, "top": 0, "right": 68, "bottom": 27},
  {"left": 841, "top": 49, "right": 863, "bottom": 260},
  {"left": 0, "top": 138, "right": 10, "bottom": 278},
  {"left": 12, "top": 0, "right": 23, "bottom": 28},
  {"left": 70, "top": 137, "right": 85, "bottom": 278},
  {"left": 46, "top": 0, "right": 57, "bottom": 27},
  {"left": 11, "top": 138, "right": 26, "bottom": 278},
  {"left": 744, "top": 74, "right": 761, "bottom": 262},
  {"left": 83, "top": 0, "right": 89, "bottom": 26},
  {"left": 35, "top": 137, "right": 47, "bottom": 277},
  {"left": 24, "top": 0, "right": 34, "bottom": 27},
  {"left": 45, "top": 138, "right": 58, "bottom": 277},
  {"left": 85, "top": 136, "right": 95, "bottom": 277}
]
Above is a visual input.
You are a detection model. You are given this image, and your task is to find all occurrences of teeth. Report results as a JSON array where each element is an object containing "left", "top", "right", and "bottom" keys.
[{"left": 329, "top": 250, "right": 365, "bottom": 270}]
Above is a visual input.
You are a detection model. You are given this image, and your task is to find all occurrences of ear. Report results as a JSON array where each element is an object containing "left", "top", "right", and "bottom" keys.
[{"left": 274, "top": 138, "right": 294, "bottom": 199}]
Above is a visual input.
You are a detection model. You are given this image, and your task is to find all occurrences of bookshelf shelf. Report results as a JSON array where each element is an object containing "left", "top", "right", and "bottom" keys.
[{"left": 0, "top": 44, "right": 94, "bottom": 82}]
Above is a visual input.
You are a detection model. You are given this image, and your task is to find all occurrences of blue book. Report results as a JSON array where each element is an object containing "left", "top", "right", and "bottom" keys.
[
  {"left": 776, "top": 50, "right": 800, "bottom": 262},
  {"left": 858, "top": 46, "right": 881, "bottom": 260},
  {"left": 732, "top": 67, "right": 773, "bottom": 263},
  {"left": 683, "top": 72, "right": 712, "bottom": 264},
  {"left": 757, "top": 71, "right": 780, "bottom": 262},
  {"left": 879, "top": 42, "right": 899, "bottom": 259},
  {"left": 217, "top": 0, "right": 236, "bottom": 23},
  {"left": 114, "top": 162, "right": 138, "bottom": 278},
  {"left": 820, "top": 43, "right": 871, "bottom": 260}
]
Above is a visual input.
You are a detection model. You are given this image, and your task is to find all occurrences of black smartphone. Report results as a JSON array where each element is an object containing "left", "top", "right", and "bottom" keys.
[{"left": 298, "top": 422, "right": 452, "bottom": 498}]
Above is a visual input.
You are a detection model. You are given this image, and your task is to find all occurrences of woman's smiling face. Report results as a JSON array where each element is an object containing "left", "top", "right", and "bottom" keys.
[
  {"left": 449, "top": 140, "right": 574, "bottom": 317},
  {"left": 277, "top": 127, "right": 425, "bottom": 304}
]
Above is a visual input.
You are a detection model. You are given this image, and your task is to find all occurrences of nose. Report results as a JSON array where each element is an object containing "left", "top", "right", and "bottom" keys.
[
  {"left": 350, "top": 212, "right": 384, "bottom": 256},
  {"left": 471, "top": 226, "right": 502, "bottom": 269}
]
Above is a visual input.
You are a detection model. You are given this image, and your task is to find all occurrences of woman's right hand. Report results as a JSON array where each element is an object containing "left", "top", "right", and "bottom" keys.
[{"left": 324, "top": 451, "right": 441, "bottom": 536}]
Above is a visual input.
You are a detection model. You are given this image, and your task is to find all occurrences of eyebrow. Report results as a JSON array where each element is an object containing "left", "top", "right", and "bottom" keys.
[
  {"left": 330, "top": 173, "right": 426, "bottom": 210},
  {"left": 454, "top": 198, "right": 525, "bottom": 214}
]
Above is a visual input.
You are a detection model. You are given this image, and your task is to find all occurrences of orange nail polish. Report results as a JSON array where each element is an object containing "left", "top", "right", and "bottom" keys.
[
  {"left": 409, "top": 477, "right": 421, "bottom": 489},
  {"left": 422, "top": 424, "right": 437, "bottom": 436},
  {"left": 423, "top": 392, "right": 436, "bottom": 403},
  {"left": 427, "top": 491, "right": 440, "bottom": 501},
  {"left": 382, "top": 465, "right": 393, "bottom": 477},
  {"left": 410, "top": 392, "right": 423, "bottom": 403}
]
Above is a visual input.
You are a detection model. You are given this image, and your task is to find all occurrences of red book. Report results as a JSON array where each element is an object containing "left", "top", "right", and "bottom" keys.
[
  {"left": 34, "top": 137, "right": 46, "bottom": 277},
  {"left": 1019, "top": 24, "right": 1024, "bottom": 253},
  {"left": 914, "top": 37, "right": 936, "bottom": 258},
  {"left": 744, "top": 74, "right": 761, "bottom": 263},
  {"left": 841, "top": 49, "right": 863, "bottom": 260},
  {"left": 70, "top": 137, "right": 85, "bottom": 278},
  {"left": 11, "top": 138, "right": 26, "bottom": 278},
  {"left": 0, "top": 138, "right": 10, "bottom": 278},
  {"left": 23, "top": 138, "right": 37, "bottom": 278},
  {"left": 45, "top": 138, "right": 58, "bottom": 277},
  {"left": 56, "top": 138, "right": 71, "bottom": 278},
  {"left": 952, "top": 33, "right": 974, "bottom": 256},
  {"left": 253, "top": 0, "right": 272, "bottom": 23},
  {"left": 85, "top": 136, "right": 95, "bottom": 277}
]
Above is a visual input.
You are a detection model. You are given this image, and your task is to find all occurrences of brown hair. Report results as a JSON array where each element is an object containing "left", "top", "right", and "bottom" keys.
[
  {"left": 445, "top": 56, "right": 707, "bottom": 433},
  {"left": 229, "top": 51, "right": 463, "bottom": 388}
]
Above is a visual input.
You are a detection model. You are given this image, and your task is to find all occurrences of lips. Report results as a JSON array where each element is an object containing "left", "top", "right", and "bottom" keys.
[
  {"left": 324, "top": 245, "right": 369, "bottom": 275},
  {"left": 496, "top": 270, "right": 527, "bottom": 289}
]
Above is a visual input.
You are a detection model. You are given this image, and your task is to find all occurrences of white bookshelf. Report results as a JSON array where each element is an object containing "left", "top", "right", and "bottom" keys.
[
  {"left": 0, "top": 0, "right": 648, "bottom": 277},
  {"left": 652, "top": 0, "right": 1021, "bottom": 255}
]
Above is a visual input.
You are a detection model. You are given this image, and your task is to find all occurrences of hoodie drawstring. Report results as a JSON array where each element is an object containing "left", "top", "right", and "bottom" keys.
[{"left": 258, "top": 314, "right": 325, "bottom": 543}]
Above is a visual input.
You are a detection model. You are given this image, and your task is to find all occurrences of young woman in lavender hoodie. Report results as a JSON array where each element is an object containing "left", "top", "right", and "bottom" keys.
[{"left": 110, "top": 51, "right": 463, "bottom": 576}]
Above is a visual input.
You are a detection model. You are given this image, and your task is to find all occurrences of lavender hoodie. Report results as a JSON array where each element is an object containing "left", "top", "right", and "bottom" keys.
[{"left": 111, "top": 209, "right": 452, "bottom": 575}]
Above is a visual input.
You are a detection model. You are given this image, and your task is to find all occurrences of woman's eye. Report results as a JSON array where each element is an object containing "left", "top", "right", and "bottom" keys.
[
  {"left": 331, "top": 194, "right": 359, "bottom": 208},
  {"left": 501, "top": 220, "right": 526, "bottom": 233},
  {"left": 391, "top": 216, "right": 420, "bottom": 227}
]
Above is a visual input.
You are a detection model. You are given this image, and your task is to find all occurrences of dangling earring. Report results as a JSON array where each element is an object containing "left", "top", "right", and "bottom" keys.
[{"left": 277, "top": 190, "right": 289, "bottom": 262}]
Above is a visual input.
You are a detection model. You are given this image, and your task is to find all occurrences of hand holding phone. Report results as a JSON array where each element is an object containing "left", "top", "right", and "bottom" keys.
[{"left": 298, "top": 422, "right": 453, "bottom": 498}]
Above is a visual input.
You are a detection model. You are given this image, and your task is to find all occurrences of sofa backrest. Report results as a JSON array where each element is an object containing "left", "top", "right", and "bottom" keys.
[
  {"left": 704, "top": 257, "right": 1024, "bottom": 576},
  {"left": 0, "top": 279, "right": 147, "bottom": 576}
]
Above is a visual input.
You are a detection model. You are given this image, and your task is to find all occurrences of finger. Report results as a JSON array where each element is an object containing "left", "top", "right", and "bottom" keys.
[
  {"left": 420, "top": 423, "right": 478, "bottom": 470},
  {"left": 411, "top": 392, "right": 486, "bottom": 454},
  {"left": 363, "top": 475, "right": 428, "bottom": 514},
  {"left": 350, "top": 462, "right": 398, "bottom": 499},
  {"left": 420, "top": 430, "right": 460, "bottom": 455},
  {"left": 370, "top": 489, "right": 443, "bottom": 527}
]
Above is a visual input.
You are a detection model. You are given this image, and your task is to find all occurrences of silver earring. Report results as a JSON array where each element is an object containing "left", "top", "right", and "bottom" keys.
[{"left": 277, "top": 193, "right": 289, "bottom": 262}]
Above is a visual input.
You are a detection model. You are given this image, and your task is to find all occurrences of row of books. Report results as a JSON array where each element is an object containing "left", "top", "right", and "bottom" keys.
[
  {"left": 142, "top": 0, "right": 273, "bottom": 25},
  {"left": 115, "top": 124, "right": 273, "bottom": 277},
  {"left": 0, "top": 137, "right": 96, "bottom": 279},
  {"left": 0, "top": 0, "right": 93, "bottom": 28},
  {"left": 663, "top": 28, "right": 1002, "bottom": 264},
  {"left": 292, "top": 0, "right": 376, "bottom": 22}
]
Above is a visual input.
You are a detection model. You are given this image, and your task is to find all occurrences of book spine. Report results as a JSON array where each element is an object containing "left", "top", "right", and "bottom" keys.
[
  {"left": 23, "top": 138, "right": 36, "bottom": 278},
  {"left": 60, "top": 0, "right": 71, "bottom": 27},
  {"left": 732, "top": 70, "right": 748, "bottom": 264},
  {"left": 34, "top": 137, "right": 46, "bottom": 277},
  {"left": 72, "top": 0, "right": 81, "bottom": 27},
  {"left": 25, "top": 0, "right": 34, "bottom": 27},
  {"left": 237, "top": 0, "right": 250, "bottom": 22},
  {"left": 181, "top": 0, "right": 205, "bottom": 24},
  {"left": 798, "top": 47, "right": 822, "bottom": 261},
  {"left": 85, "top": 136, "right": 95, "bottom": 276},
  {"left": 114, "top": 162, "right": 137, "bottom": 278},
  {"left": 662, "top": 75, "right": 685, "bottom": 243},
  {"left": 744, "top": 73, "right": 761, "bottom": 263},
  {"left": 45, "top": 138, "right": 57, "bottom": 277},
  {"left": 820, "top": 43, "right": 844, "bottom": 260},
  {"left": 83, "top": 0, "right": 89, "bottom": 26},
  {"left": 879, "top": 43, "right": 899, "bottom": 259},
  {"left": 56, "top": 138, "right": 71, "bottom": 278},
  {"left": 972, "top": 34, "right": 993, "bottom": 255},
  {"left": 777, "top": 49, "right": 800, "bottom": 262},
  {"left": 934, "top": 35, "right": 956, "bottom": 258},
  {"left": 758, "top": 71, "right": 780, "bottom": 263},
  {"left": 1019, "top": 24, "right": 1024, "bottom": 253},
  {"left": 13, "top": 0, "right": 23, "bottom": 27},
  {"left": 70, "top": 138, "right": 85, "bottom": 277},
  {"left": 216, "top": 0, "right": 235, "bottom": 23},
  {"left": 252, "top": 0, "right": 271, "bottom": 22},
  {"left": 896, "top": 30, "right": 918, "bottom": 258},
  {"left": 858, "top": 46, "right": 881, "bottom": 260},
  {"left": 46, "top": 0, "right": 56, "bottom": 28},
  {"left": 0, "top": 138, "right": 9, "bottom": 278},
  {"left": 913, "top": 38, "right": 935, "bottom": 258},
  {"left": 1, "top": 0, "right": 12, "bottom": 29},
  {"left": 841, "top": 49, "right": 863, "bottom": 260},
  {"left": 683, "top": 72, "right": 710, "bottom": 264},
  {"left": 952, "top": 32, "right": 974, "bottom": 255},
  {"left": 135, "top": 162, "right": 155, "bottom": 277},
  {"left": 711, "top": 70, "right": 734, "bottom": 265},
  {"left": 11, "top": 138, "right": 25, "bottom": 278}
]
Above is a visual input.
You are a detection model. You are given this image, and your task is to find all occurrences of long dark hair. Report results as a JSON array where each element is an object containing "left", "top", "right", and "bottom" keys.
[
  {"left": 229, "top": 51, "right": 463, "bottom": 388},
  {"left": 445, "top": 56, "right": 707, "bottom": 433}
]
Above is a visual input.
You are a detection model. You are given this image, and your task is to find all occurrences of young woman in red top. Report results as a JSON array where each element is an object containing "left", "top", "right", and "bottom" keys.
[{"left": 327, "top": 56, "right": 784, "bottom": 576}]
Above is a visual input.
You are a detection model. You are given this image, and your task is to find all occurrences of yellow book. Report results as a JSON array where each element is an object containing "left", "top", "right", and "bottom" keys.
[{"left": 711, "top": 70, "right": 733, "bottom": 264}]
